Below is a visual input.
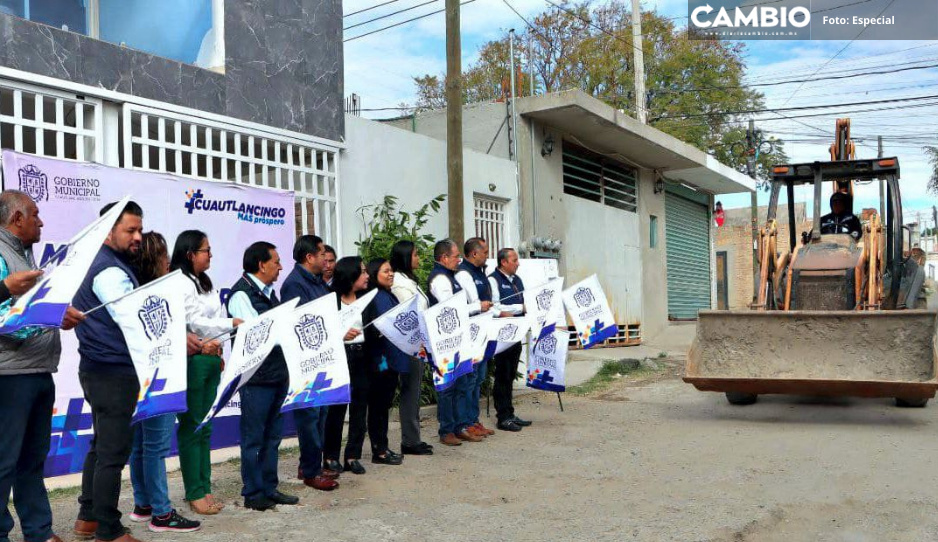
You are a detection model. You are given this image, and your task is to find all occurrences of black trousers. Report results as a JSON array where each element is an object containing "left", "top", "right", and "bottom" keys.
[
  {"left": 367, "top": 368, "right": 399, "bottom": 455},
  {"left": 324, "top": 345, "right": 369, "bottom": 462},
  {"left": 493, "top": 343, "right": 523, "bottom": 423},
  {"left": 78, "top": 370, "right": 140, "bottom": 541}
]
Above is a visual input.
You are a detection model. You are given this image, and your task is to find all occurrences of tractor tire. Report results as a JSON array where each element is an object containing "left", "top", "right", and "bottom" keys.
[
  {"left": 895, "top": 397, "right": 929, "bottom": 408},
  {"left": 726, "top": 392, "right": 758, "bottom": 406}
]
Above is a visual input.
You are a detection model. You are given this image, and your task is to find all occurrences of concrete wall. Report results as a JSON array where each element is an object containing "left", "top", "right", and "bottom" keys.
[
  {"left": 339, "top": 114, "right": 518, "bottom": 257},
  {"left": 384, "top": 102, "right": 509, "bottom": 160},
  {"left": 0, "top": 0, "right": 344, "bottom": 141},
  {"left": 638, "top": 170, "right": 669, "bottom": 340}
]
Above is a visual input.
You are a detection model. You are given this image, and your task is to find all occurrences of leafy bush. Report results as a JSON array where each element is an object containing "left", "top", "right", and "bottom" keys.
[{"left": 356, "top": 193, "right": 446, "bottom": 405}]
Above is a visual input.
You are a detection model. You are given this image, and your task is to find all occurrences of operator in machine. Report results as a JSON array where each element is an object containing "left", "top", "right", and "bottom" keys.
[{"left": 820, "top": 191, "right": 863, "bottom": 241}]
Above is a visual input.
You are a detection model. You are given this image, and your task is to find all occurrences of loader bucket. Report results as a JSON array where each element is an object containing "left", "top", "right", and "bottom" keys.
[{"left": 684, "top": 310, "right": 938, "bottom": 400}]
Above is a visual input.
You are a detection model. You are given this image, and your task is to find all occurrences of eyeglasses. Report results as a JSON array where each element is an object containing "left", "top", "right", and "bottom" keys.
[{"left": 193, "top": 248, "right": 212, "bottom": 255}]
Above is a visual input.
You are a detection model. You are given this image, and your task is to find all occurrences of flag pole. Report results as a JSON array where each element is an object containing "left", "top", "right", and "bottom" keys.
[
  {"left": 82, "top": 270, "right": 183, "bottom": 317},
  {"left": 556, "top": 392, "right": 564, "bottom": 412}
]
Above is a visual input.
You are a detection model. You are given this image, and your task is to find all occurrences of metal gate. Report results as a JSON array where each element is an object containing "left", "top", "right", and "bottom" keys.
[{"left": 665, "top": 186, "right": 711, "bottom": 319}]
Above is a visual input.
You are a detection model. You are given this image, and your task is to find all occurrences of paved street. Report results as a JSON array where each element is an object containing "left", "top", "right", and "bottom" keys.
[{"left": 28, "top": 358, "right": 938, "bottom": 542}]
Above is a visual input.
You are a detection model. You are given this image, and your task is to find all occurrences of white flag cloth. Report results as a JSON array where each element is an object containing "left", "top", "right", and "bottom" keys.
[
  {"left": 372, "top": 294, "right": 426, "bottom": 358},
  {"left": 0, "top": 195, "right": 130, "bottom": 334},
  {"left": 487, "top": 316, "right": 531, "bottom": 355},
  {"left": 110, "top": 270, "right": 189, "bottom": 423},
  {"left": 280, "top": 293, "right": 351, "bottom": 412},
  {"left": 525, "top": 277, "right": 566, "bottom": 335},
  {"left": 526, "top": 324, "right": 568, "bottom": 392},
  {"left": 562, "top": 274, "right": 617, "bottom": 349},
  {"left": 339, "top": 288, "right": 378, "bottom": 330},
  {"left": 199, "top": 298, "right": 299, "bottom": 428},
  {"left": 422, "top": 290, "right": 471, "bottom": 392},
  {"left": 462, "top": 312, "right": 493, "bottom": 364}
]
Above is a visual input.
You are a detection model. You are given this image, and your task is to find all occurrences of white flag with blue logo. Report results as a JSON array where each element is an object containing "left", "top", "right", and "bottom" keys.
[
  {"left": 423, "top": 290, "right": 470, "bottom": 392},
  {"left": 109, "top": 270, "right": 189, "bottom": 423},
  {"left": 487, "top": 316, "right": 531, "bottom": 355},
  {"left": 339, "top": 288, "right": 378, "bottom": 331},
  {"left": 562, "top": 275, "right": 617, "bottom": 349},
  {"left": 462, "top": 312, "right": 493, "bottom": 364},
  {"left": 525, "top": 277, "right": 566, "bottom": 335},
  {"left": 526, "top": 324, "right": 568, "bottom": 392},
  {"left": 199, "top": 298, "right": 299, "bottom": 428},
  {"left": 0, "top": 196, "right": 130, "bottom": 334},
  {"left": 280, "top": 293, "right": 350, "bottom": 412},
  {"left": 372, "top": 294, "right": 426, "bottom": 358}
]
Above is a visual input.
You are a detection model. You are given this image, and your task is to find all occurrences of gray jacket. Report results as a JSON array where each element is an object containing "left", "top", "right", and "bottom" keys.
[{"left": 0, "top": 227, "right": 62, "bottom": 375}]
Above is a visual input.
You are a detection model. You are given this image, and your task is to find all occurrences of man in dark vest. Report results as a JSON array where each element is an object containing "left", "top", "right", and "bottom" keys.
[
  {"left": 488, "top": 248, "right": 531, "bottom": 432},
  {"left": 226, "top": 241, "right": 299, "bottom": 511},
  {"left": 0, "top": 190, "right": 84, "bottom": 542},
  {"left": 279, "top": 234, "right": 339, "bottom": 492},
  {"left": 72, "top": 201, "right": 161, "bottom": 542},
  {"left": 427, "top": 239, "right": 482, "bottom": 446},
  {"left": 454, "top": 237, "right": 495, "bottom": 439}
]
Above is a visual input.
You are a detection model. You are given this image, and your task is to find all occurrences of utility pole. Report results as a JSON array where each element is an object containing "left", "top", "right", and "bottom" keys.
[
  {"left": 747, "top": 119, "right": 759, "bottom": 305},
  {"left": 445, "top": 0, "right": 464, "bottom": 246},
  {"left": 878, "top": 135, "right": 885, "bottom": 220},
  {"left": 509, "top": 29, "right": 518, "bottom": 162},
  {"left": 630, "top": 0, "right": 646, "bottom": 123}
]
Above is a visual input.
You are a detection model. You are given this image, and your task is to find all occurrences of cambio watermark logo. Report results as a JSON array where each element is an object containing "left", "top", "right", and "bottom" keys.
[{"left": 689, "top": 1, "right": 810, "bottom": 40}]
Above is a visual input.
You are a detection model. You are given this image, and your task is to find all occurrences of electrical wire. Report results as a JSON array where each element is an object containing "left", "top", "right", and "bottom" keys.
[
  {"left": 344, "top": 0, "right": 439, "bottom": 31},
  {"left": 345, "top": 0, "right": 401, "bottom": 18},
  {"left": 343, "top": 0, "right": 476, "bottom": 42}
]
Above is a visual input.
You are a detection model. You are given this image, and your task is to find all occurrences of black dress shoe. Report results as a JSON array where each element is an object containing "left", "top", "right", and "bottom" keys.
[
  {"left": 267, "top": 491, "right": 299, "bottom": 505},
  {"left": 244, "top": 496, "right": 277, "bottom": 511},
  {"left": 497, "top": 420, "right": 523, "bottom": 432},
  {"left": 344, "top": 459, "right": 366, "bottom": 474},
  {"left": 387, "top": 450, "right": 403, "bottom": 461},
  {"left": 372, "top": 451, "right": 403, "bottom": 465},
  {"left": 323, "top": 459, "right": 343, "bottom": 473},
  {"left": 419, "top": 441, "right": 434, "bottom": 450},
  {"left": 511, "top": 416, "right": 532, "bottom": 427},
  {"left": 401, "top": 444, "right": 434, "bottom": 455}
]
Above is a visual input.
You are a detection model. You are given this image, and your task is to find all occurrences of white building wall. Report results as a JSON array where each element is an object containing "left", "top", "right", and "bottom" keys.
[{"left": 339, "top": 114, "right": 518, "bottom": 257}]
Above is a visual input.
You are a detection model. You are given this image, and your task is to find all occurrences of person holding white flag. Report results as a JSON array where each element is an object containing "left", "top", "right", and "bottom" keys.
[
  {"left": 122, "top": 233, "right": 201, "bottom": 534},
  {"left": 71, "top": 201, "right": 148, "bottom": 542},
  {"left": 225, "top": 241, "right": 298, "bottom": 512},
  {"left": 388, "top": 240, "right": 433, "bottom": 456},
  {"left": 0, "top": 190, "right": 84, "bottom": 542},
  {"left": 487, "top": 248, "right": 533, "bottom": 432}
]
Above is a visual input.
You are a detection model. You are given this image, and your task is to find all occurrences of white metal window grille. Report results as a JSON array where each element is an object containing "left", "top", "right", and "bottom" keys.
[
  {"left": 0, "top": 79, "right": 103, "bottom": 162},
  {"left": 121, "top": 104, "right": 338, "bottom": 243},
  {"left": 562, "top": 141, "right": 637, "bottom": 213},
  {"left": 474, "top": 195, "right": 507, "bottom": 259}
]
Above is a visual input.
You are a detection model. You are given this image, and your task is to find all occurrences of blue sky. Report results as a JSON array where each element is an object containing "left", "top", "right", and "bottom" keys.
[{"left": 342, "top": 0, "right": 938, "bottom": 227}]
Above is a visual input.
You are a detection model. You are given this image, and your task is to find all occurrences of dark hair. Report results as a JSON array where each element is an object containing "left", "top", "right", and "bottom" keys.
[
  {"left": 323, "top": 245, "right": 337, "bottom": 257},
  {"left": 434, "top": 239, "right": 457, "bottom": 262},
  {"left": 464, "top": 237, "right": 485, "bottom": 256},
  {"left": 170, "top": 230, "right": 213, "bottom": 293},
  {"left": 497, "top": 247, "right": 517, "bottom": 266},
  {"left": 293, "top": 234, "right": 323, "bottom": 263},
  {"left": 390, "top": 240, "right": 417, "bottom": 280},
  {"left": 366, "top": 258, "right": 390, "bottom": 292},
  {"left": 100, "top": 200, "right": 143, "bottom": 227},
  {"left": 133, "top": 231, "right": 168, "bottom": 285},
  {"left": 333, "top": 256, "right": 364, "bottom": 297},
  {"left": 243, "top": 241, "right": 276, "bottom": 274}
]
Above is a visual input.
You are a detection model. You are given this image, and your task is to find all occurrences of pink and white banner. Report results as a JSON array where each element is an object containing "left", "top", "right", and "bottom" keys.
[{"left": 1, "top": 151, "right": 296, "bottom": 477}]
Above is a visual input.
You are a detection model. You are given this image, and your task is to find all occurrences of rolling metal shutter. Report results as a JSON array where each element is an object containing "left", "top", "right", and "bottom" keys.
[{"left": 665, "top": 186, "right": 711, "bottom": 319}]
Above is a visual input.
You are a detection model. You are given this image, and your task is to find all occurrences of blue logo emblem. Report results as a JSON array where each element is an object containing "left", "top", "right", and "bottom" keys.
[
  {"left": 469, "top": 322, "right": 481, "bottom": 342},
  {"left": 436, "top": 307, "right": 460, "bottom": 335},
  {"left": 138, "top": 295, "right": 171, "bottom": 340},
  {"left": 393, "top": 310, "right": 419, "bottom": 334},
  {"left": 184, "top": 189, "right": 204, "bottom": 214},
  {"left": 497, "top": 323, "right": 518, "bottom": 342},
  {"left": 573, "top": 287, "right": 595, "bottom": 308},
  {"left": 536, "top": 289, "right": 554, "bottom": 312},
  {"left": 18, "top": 165, "right": 48, "bottom": 202},
  {"left": 537, "top": 333, "right": 558, "bottom": 355},
  {"left": 294, "top": 314, "right": 326, "bottom": 351},
  {"left": 244, "top": 319, "right": 274, "bottom": 355}
]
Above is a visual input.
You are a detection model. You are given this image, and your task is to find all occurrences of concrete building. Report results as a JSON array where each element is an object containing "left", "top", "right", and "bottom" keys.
[
  {"left": 0, "top": 0, "right": 344, "bottom": 244},
  {"left": 714, "top": 203, "right": 812, "bottom": 310},
  {"left": 385, "top": 90, "right": 754, "bottom": 342}
]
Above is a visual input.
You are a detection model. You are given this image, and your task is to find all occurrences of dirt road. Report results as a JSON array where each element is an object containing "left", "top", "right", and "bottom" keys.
[{"left": 26, "top": 363, "right": 938, "bottom": 541}]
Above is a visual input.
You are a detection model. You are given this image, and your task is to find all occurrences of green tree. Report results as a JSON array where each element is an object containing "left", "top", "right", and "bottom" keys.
[
  {"left": 410, "top": 0, "right": 788, "bottom": 179},
  {"left": 924, "top": 146, "right": 938, "bottom": 195}
]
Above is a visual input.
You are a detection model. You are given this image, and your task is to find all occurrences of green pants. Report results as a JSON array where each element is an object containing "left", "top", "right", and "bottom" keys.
[{"left": 176, "top": 354, "right": 221, "bottom": 502}]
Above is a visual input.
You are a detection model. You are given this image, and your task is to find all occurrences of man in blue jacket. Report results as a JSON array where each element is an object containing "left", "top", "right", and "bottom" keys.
[{"left": 280, "top": 234, "right": 339, "bottom": 492}]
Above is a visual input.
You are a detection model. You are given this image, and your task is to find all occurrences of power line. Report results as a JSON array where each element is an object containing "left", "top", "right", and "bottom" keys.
[
  {"left": 656, "top": 92, "right": 938, "bottom": 120},
  {"left": 343, "top": 0, "right": 476, "bottom": 42},
  {"left": 345, "top": 0, "right": 401, "bottom": 17},
  {"left": 778, "top": 0, "right": 897, "bottom": 107},
  {"left": 344, "top": 0, "right": 439, "bottom": 30}
]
